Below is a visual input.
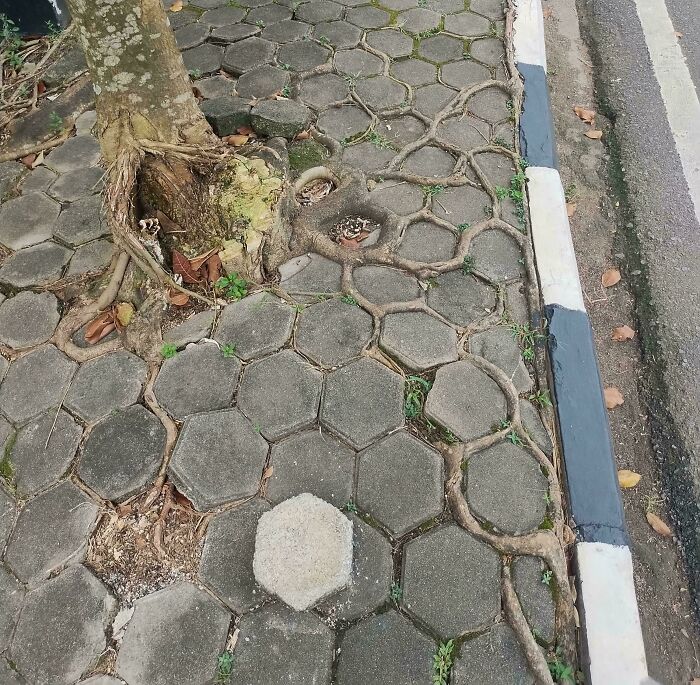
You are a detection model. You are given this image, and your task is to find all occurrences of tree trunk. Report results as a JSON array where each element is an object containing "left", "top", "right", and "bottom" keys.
[{"left": 66, "top": 0, "right": 216, "bottom": 163}]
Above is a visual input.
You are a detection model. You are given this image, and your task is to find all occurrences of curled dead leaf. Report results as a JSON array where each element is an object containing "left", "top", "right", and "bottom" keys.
[
  {"left": 601, "top": 268, "right": 621, "bottom": 287},
  {"left": 190, "top": 247, "right": 219, "bottom": 272},
  {"left": 225, "top": 134, "right": 249, "bottom": 146},
  {"left": 114, "top": 302, "right": 135, "bottom": 328},
  {"left": 172, "top": 250, "right": 202, "bottom": 284},
  {"left": 294, "top": 130, "right": 311, "bottom": 140},
  {"left": 20, "top": 153, "right": 36, "bottom": 168},
  {"left": 646, "top": 512, "right": 672, "bottom": 537},
  {"left": 585, "top": 129, "right": 603, "bottom": 140},
  {"left": 604, "top": 386, "right": 624, "bottom": 409},
  {"left": 617, "top": 469, "right": 642, "bottom": 489},
  {"left": 168, "top": 289, "right": 190, "bottom": 306},
  {"left": 566, "top": 202, "right": 577, "bottom": 218},
  {"left": 85, "top": 311, "right": 116, "bottom": 345},
  {"left": 574, "top": 105, "right": 596, "bottom": 124},
  {"left": 611, "top": 325, "right": 635, "bottom": 341},
  {"left": 206, "top": 254, "right": 222, "bottom": 283}
]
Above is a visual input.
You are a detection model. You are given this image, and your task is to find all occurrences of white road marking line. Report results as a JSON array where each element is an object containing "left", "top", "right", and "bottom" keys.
[{"left": 634, "top": 0, "right": 700, "bottom": 225}]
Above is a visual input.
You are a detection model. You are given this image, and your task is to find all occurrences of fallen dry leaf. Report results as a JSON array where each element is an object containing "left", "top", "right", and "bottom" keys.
[
  {"left": 20, "top": 153, "right": 36, "bottom": 168},
  {"left": 618, "top": 469, "right": 642, "bottom": 489},
  {"left": 611, "top": 325, "right": 635, "bottom": 341},
  {"left": 190, "top": 247, "right": 219, "bottom": 272},
  {"left": 601, "top": 268, "right": 621, "bottom": 287},
  {"left": 584, "top": 129, "right": 603, "bottom": 140},
  {"left": 114, "top": 302, "right": 135, "bottom": 328},
  {"left": 675, "top": 31, "right": 684, "bottom": 38},
  {"left": 542, "top": 6, "right": 553, "bottom": 18},
  {"left": 31, "top": 150, "right": 44, "bottom": 168},
  {"left": 646, "top": 512, "right": 672, "bottom": 537},
  {"left": 85, "top": 311, "right": 116, "bottom": 345},
  {"left": 295, "top": 130, "right": 311, "bottom": 141},
  {"left": 172, "top": 250, "right": 202, "bottom": 284},
  {"left": 604, "top": 386, "right": 624, "bottom": 409},
  {"left": 170, "top": 0, "right": 183, "bottom": 11},
  {"left": 237, "top": 125, "right": 254, "bottom": 136},
  {"left": 168, "top": 289, "right": 190, "bottom": 306},
  {"left": 574, "top": 105, "right": 596, "bottom": 124},
  {"left": 155, "top": 210, "right": 183, "bottom": 235},
  {"left": 566, "top": 202, "right": 577, "bottom": 218},
  {"left": 37, "top": 80, "right": 46, "bottom": 95},
  {"left": 225, "top": 134, "right": 249, "bottom": 146},
  {"left": 205, "top": 254, "right": 222, "bottom": 283}
]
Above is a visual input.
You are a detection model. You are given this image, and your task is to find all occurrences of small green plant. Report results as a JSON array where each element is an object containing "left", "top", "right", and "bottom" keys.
[
  {"left": 390, "top": 582, "right": 403, "bottom": 601},
  {"left": 366, "top": 131, "right": 395, "bottom": 150},
  {"left": 404, "top": 375, "right": 432, "bottom": 419},
  {"left": 421, "top": 184, "right": 445, "bottom": 198},
  {"left": 343, "top": 73, "right": 358, "bottom": 87},
  {"left": 489, "top": 23, "right": 499, "bottom": 37},
  {"left": 215, "top": 273, "right": 248, "bottom": 301},
  {"left": 188, "top": 68, "right": 203, "bottom": 79},
  {"left": 547, "top": 649, "right": 574, "bottom": 683},
  {"left": 456, "top": 222, "right": 470, "bottom": 232},
  {"left": 216, "top": 651, "right": 234, "bottom": 683},
  {"left": 495, "top": 185, "right": 509, "bottom": 200},
  {"left": 417, "top": 0, "right": 427, "bottom": 6},
  {"left": 483, "top": 204, "right": 494, "bottom": 217},
  {"left": 45, "top": 19, "right": 62, "bottom": 39},
  {"left": 529, "top": 389, "right": 552, "bottom": 407},
  {"left": 509, "top": 322, "right": 547, "bottom": 362},
  {"left": 417, "top": 27, "right": 440, "bottom": 39},
  {"left": 279, "top": 62, "right": 292, "bottom": 71},
  {"left": 541, "top": 569, "right": 553, "bottom": 587},
  {"left": 344, "top": 500, "right": 358, "bottom": 514},
  {"left": 432, "top": 640, "right": 455, "bottom": 685},
  {"left": 160, "top": 343, "right": 178, "bottom": 359},
  {"left": 1, "top": 15, "right": 23, "bottom": 69},
  {"left": 341, "top": 294, "right": 358, "bottom": 305},
  {"left": 507, "top": 430, "right": 523, "bottom": 446},
  {"left": 564, "top": 182, "right": 577, "bottom": 203},
  {"left": 317, "top": 35, "right": 331, "bottom": 46},
  {"left": 48, "top": 111, "right": 63, "bottom": 134},
  {"left": 255, "top": 18, "right": 265, "bottom": 27},
  {"left": 227, "top": 0, "right": 242, "bottom": 6},
  {"left": 253, "top": 423, "right": 262, "bottom": 433},
  {"left": 492, "top": 135, "right": 513, "bottom": 150},
  {"left": 461, "top": 254, "right": 475, "bottom": 275},
  {"left": 493, "top": 418, "right": 510, "bottom": 433},
  {"left": 280, "top": 85, "right": 291, "bottom": 98},
  {"left": 221, "top": 344, "right": 236, "bottom": 358}
]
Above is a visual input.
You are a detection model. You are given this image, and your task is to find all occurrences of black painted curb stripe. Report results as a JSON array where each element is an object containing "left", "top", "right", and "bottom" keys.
[
  {"left": 544, "top": 304, "right": 628, "bottom": 545},
  {"left": 517, "top": 62, "right": 559, "bottom": 170}
]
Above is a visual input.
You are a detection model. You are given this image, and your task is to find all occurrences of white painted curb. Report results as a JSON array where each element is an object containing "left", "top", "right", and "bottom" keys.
[{"left": 513, "top": 0, "right": 547, "bottom": 70}]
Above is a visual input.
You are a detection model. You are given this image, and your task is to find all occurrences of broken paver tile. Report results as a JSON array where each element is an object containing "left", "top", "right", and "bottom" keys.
[
  {"left": 397, "top": 221, "right": 456, "bottom": 262},
  {"left": 267, "top": 429, "right": 355, "bottom": 505},
  {"left": 0, "top": 345, "right": 77, "bottom": 424},
  {"left": 513, "top": 555, "right": 556, "bottom": 644},
  {"left": 75, "top": 110, "right": 97, "bottom": 136},
  {"left": 336, "top": 611, "right": 434, "bottom": 684},
  {"left": 0, "top": 292, "right": 60, "bottom": 349},
  {"left": 356, "top": 431, "right": 443, "bottom": 536},
  {"left": 232, "top": 603, "right": 335, "bottom": 684},
  {"left": 0, "top": 192, "right": 60, "bottom": 250},
  {"left": 169, "top": 409, "right": 268, "bottom": 510},
  {"left": 200, "top": 96, "right": 252, "bottom": 135},
  {"left": 66, "top": 238, "right": 114, "bottom": 276},
  {"left": 466, "top": 442, "right": 548, "bottom": 534},
  {"left": 295, "top": 297, "right": 373, "bottom": 367},
  {"left": 279, "top": 253, "right": 343, "bottom": 294},
  {"left": 116, "top": 582, "right": 230, "bottom": 685},
  {"left": 153, "top": 341, "right": 241, "bottom": 419},
  {"left": 427, "top": 270, "right": 496, "bottom": 327},
  {"left": 53, "top": 196, "right": 108, "bottom": 247},
  {"left": 163, "top": 309, "right": 216, "bottom": 348},
  {"left": 238, "top": 350, "right": 323, "bottom": 440},
  {"left": 78, "top": 405, "right": 166, "bottom": 502},
  {"left": 368, "top": 181, "right": 425, "bottom": 216},
  {"left": 353, "top": 265, "right": 421, "bottom": 304},
  {"left": 254, "top": 493, "right": 353, "bottom": 610},
  {"left": 48, "top": 166, "right": 104, "bottom": 202},
  {"left": 425, "top": 360, "right": 506, "bottom": 441},
  {"left": 250, "top": 99, "right": 312, "bottom": 138},
  {"left": 200, "top": 498, "right": 270, "bottom": 611},
  {"left": 182, "top": 42, "right": 223, "bottom": 74},
  {"left": 65, "top": 350, "right": 148, "bottom": 423},
  {"left": 469, "top": 229, "right": 525, "bottom": 282},
  {"left": 0, "top": 241, "right": 72, "bottom": 288},
  {"left": 469, "top": 326, "right": 532, "bottom": 393},
  {"left": 452, "top": 623, "right": 534, "bottom": 685},
  {"left": 10, "top": 565, "right": 115, "bottom": 685},
  {"left": 213, "top": 292, "right": 295, "bottom": 361},
  {"left": 321, "top": 357, "right": 404, "bottom": 449},
  {"left": 0, "top": 566, "right": 23, "bottom": 652},
  {"left": 402, "top": 524, "right": 500, "bottom": 636},
  {"left": 10, "top": 409, "right": 82, "bottom": 496},
  {"left": 44, "top": 135, "right": 101, "bottom": 173},
  {"left": 5, "top": 481, "right": 98, "bottom": 586}
]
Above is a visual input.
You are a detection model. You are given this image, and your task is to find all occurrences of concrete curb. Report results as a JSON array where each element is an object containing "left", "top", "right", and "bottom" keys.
[{"left": 513, "top": 2, "right": 649, "bottom": 682}]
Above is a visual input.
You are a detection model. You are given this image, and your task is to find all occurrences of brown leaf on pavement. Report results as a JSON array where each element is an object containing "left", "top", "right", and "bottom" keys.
[
  {"left": 566, "top": 202, "right": 577, "bottom": 218},
  {"left": 20, "top": 153, "right": 36, "bottom": 168},
  {"left": 574, "top": 106, "right": 596, "bottom": 124},
  {"left": 542, "top": 6, "right": 553, "bottom": 18},
  {"left": 190, "top": 247, "right": 219, "bottom": 272},
  {"left": 168, "top": 289, "right": 190, "bottom": 306},
  {"left": 170, "top": 0, "right": 183, "bottom": 11},
  {"left": 611, "top": 325, "right": 635, "bottom": 341},
  {"left": 585, "top": 129, "right": 603, "bottom": 140},
  {"left": 294, "top": 130, "right": 311, "bottom": 140},
  {"left": 617, "top": 469, "right": 642, "bottom": 488},
  {"left": 601, "top": 268, "right": 621, "bottom": 287},
  {"left": 604, "top": 386, "right": 624, "bottom": 409},
  {"left": 85, "top": 311, "right": 117, "bottom": 344},
  {"left": 205, "top": 254, "right": 222, "bottom": 283},
  {"left": 225, "top": 134, "right": 249, "bottom": 146},
  {"left": 172, "top": 250, "right": 202, "bottom": 284},
  {"left": 646, "top": 512, "right": 672, "bottom": 537}
]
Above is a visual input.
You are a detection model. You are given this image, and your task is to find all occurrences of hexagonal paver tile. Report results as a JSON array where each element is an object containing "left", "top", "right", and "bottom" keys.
[
  {"left": 468, "top": 86, "right": 510, "bottom": 121},
  {"left": 9, "top": 409, "right": 81, "bottom": 496},
  {"left": 452, "top": 623, "right": 534, "bottom": 685},
  {"left": 65, "top": 350, "right": 147, "bottom": 423},
  {"left": 427, "top": 271, "right": 496, "bottom": 327},
  {"left": 470, "top": 0, "right": 505, "bottom": 18},
  {"left": 312, "top": 20, "right": 359, "bottom": 48},
  {"left": 0, "top": 567, "right": 23, "bottom": 652},
  {"left": 397, "top": 8, "right": 440, "bottom": 33},
  {"left": 116, "top": 582, "right": 230, "bottom": 685},
  {"left": 425, "top": 360, "right": 506, "bottom": 441},
  {"left": 163, "top": 310, "right": 216, "bottom": 349},
  {"left": 153, "top": 341, "right": 241, "bottom": 420},
  {"left": 182, "top": 43, "right": 223, "bottom": 74},
  {"left": 200, "top": 6, "right": 246, "bottom": 26},
  {"left": 262, "top": 18, "right": 312, "bottom": 42},
  {"left": 317, "top": 104, "right": 371, "bottom": 140},
  {"left": 321, "top": 357, "right": 404, "bottom": 449},
  {"left": 398, "top": 221, "right": 456, "bottom": 262},
  {"left": 356, "top": 431, "right": 443, "bottom": 536},
  {"left": 169, "top": 409, "right": 269, "bottom": 510},
  {"left": 299, "top": 73, "right": 349, "bottom": 109},
  {"left": 223, "top": 36, "right": 276, "bottom": 75},
  {"left": 238, "top": 350, "right": 322, "bottom": 441},
  {"left": 48, "top": 166, "right": 104, "bottom": 203},
  {"left": 380, "top": 312, "right": 458, "bottom": 371},
  {"left": 445, "top": 11, "right": 491, "bottom": 36},
  {"left": 277, "top": 40, "right": 330, "bottom": 71},
  {"left": 168, "top": 8, "right": 198, "bottom": 28},
  {"left": 317, "top": 515, "right": 392, "bottom": 622},
  {"left": 0, "top": 192, "right": 60, "bottom": 250},
  {"left": 200, "top": 498, "right": 270, "bottom": 611},
  {"left": 53, "top": 196, "right": 107, "bottom": 247},
  {"left": 10, "top": 566, "right": 115, "bottom": 685},
  {"left": 368, "top": 181, "right": 424, "bottom": 214},
  {"left": 431, "top": 184, "right": 491, "bottom": 226},
  {"left": 44, "top": 135, "right": 101, "bottom": 173},
  {"left": 20, "top": 165, "right": 56, "bottom": 193},
  {"left": 403, "top": 146, "right": 455, "bottom": 178},
  {"left": 247, "top": 3, "right": 292, "bottom": 24},
  {"left": 466, "top": 442, "right": 548, "bottom": 533},
  {"left": 231, "top": 603, "right": 335, "bottom": 684},
  {"left": 470, "top": 228, "right": 524, "bottom": 282},
  {"left": 0, "top": 291, "right": 59, "bottom": 349},
  {"left": 200, "top": 95, "right": 252, "bottom": 135},
  {"left": 471, "top": 37, "right": 505, "bottom": 66},
  {"left": 414, "top": 82, "right": 456, "bottom": 116},
  {"left": 346, "top": 5, "right": 390, "bottom": 29},
  {"left": 521, "top": 400, "right": 553, "bottom": 454},
  {"left": 354, "top": 265, "right": 421, "bottom": 305},
  {"left": 195, "top": 74, "right": 237, "bottom": 100},
  {"left": 213, "top": 292, "right": 295, "bottom": 360},
  {"left": 296, "top": 0, "right": 343, "bottom": 23},
  {"left": 469, "top": 326, "right": 532, "bottom": 393},
  {"left": 267, "top": 429, "right": 354, "bottom": 505},
  {"left": 437, "top": 114, "right": 490, "bottom": 149},
  {"left": 390, "top": 58, "right": 437, "bottom": 86},
  {"left": 376, "top": 114, "right": 427, "bottom": 147},
  {"left": 237, "top": 64, "right": 289, "bottom": 99},
  {"left": 295, "top": 297, "right": 373, "bottom": 367},
  {"left": 0, "top": 345, "right": 77, "bottom": 424},
  {"left": 279, "top": 252, "right": 342, "bottom": 294},
  {"left": 343, "top": 141, "right": 396, "bottom": 172},
  {"left": 0, "top": 241, "right": 72, "bottom": 289},
  {"left": 336, "top": 611, "right": 434, "bottom": 685},
  {"left": 418, "top": 34, "right": 463, "bottom": 63},
  {"left": 212, "top": 22, "right": 261, "bottom": 42},
  {"left": 67, "top": 238, "right": 114, "bottom": 277},
  {"left": 366, "top": 29, "right": 412, "bottom": 58},
  {"left": 254, "top": 493, "right": 353, "bottom": 610},
  {"left": 175, "top": 22, "right": 210, "bottom": 49},
  {"left": 5, "top": 481, "right": 99, "bottom": 586},
  {"left": 402, "top": 524, "right": 500, "bottom": 636},
  {"left": 355, "top": 76, "right": 408, "bottom": 111},
  {"left": 251, "top": 98, "right": 312, "bottom": 138},
  {"left": 335, "top": 48, "right": 383, "bottom": 76},
  {"left": 513, "top": 555, "right": 556, "bottom": 643},
  {"left": 78, "top": 405, "right": 166, "bottom": 502},
  {"left": 441, "top": 59, "right": 490, "bottom": 89}
]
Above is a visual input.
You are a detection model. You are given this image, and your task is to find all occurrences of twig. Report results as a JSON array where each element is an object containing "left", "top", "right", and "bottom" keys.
[{"left": 44, "top": 367, "right": 76, "bottom": 448}]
